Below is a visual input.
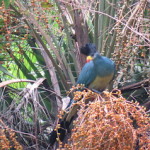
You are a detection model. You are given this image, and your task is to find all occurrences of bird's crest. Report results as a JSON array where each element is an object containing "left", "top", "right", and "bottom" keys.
[{"left": 80, "top": 43, "right": 97, "bottom": 56}]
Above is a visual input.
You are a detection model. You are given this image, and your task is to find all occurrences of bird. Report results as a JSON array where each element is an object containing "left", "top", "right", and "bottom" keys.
[
  {"left": 77, "top": 43, "right": 115, "bottom": 92},
  {"left": 49, "top": 43, "right": 116, "bottom": 146}
]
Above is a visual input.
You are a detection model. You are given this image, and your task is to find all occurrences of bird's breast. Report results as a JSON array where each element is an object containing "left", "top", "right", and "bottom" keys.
[{"left": 88, "top": 73, "right": 114, "bottom": 91}]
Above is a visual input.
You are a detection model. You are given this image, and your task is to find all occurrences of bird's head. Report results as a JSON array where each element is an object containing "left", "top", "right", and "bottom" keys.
[
  {"left": 80, "top": 43, "right": 98, "bottom": 63},
  {"left": 80, "top": 43, "right": 97, "bottom": 56}
]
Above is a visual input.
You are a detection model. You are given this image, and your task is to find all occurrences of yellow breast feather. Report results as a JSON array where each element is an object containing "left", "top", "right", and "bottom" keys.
[{"left": 88, "top": 74, "right": 114, "bottom": 91}]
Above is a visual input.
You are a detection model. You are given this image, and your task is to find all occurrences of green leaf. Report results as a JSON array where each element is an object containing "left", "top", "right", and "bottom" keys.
[
  {"left": 136, "top": 63, "right": 144, "bottom": 67},
  {"left": 0, "top": 19, "right": 4, "bottom": 27},
  {"left": 0, "top": 64, "right": 15, "bottom": 77},
  {"left": 23, "top": 51, "right": 43, "bottom": 78},
  {"left": 0, "top": 0, "right": 2, "bottom": 6},
  {"left": 4, "top": 0, "right": 10, "bottom": 8},
  {"left": 0, "top": 44, "right": 3, "bottom": 49}
]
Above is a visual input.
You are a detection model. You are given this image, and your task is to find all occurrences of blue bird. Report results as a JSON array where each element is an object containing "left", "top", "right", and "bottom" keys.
[
  {"left": 77, "top": 43, "right": 115, "bottom": 92},
  {"left": 66, "top": 43, "right": 115, "bottom": 108}
]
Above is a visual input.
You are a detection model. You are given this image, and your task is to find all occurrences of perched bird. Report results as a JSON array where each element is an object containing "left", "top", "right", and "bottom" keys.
[
  {"left": 49, "top": 43, "right": 116, "bottom": 146},
  {"left": 66, "top": 43, "right": 115, "bottom": 117},
  {"left": 77, "top": 43, "right": 115, "bottom": 92}
]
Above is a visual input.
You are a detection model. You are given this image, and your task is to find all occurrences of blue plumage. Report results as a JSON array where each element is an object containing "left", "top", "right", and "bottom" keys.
[
  {"left": 77, "top": 60, "right": 96, "bottom": 86},
  {"left": 77, "top": 52, "right": 115, "bottom": 91}
]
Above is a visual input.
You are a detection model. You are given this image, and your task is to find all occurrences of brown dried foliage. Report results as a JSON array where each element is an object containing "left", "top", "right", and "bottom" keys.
[{"left": 63, "top": 89, "right": 150, "bottom": 150}]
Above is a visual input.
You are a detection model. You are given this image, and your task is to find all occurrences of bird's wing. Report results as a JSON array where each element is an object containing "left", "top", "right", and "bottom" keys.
[{"left": 76, "top": 61, "right": 96, "bottom": 87}]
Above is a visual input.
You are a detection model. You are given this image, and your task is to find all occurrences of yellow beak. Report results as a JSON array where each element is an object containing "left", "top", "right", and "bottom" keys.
[{"left": 86, "top": 56, "right": 93, "bottom": 63}]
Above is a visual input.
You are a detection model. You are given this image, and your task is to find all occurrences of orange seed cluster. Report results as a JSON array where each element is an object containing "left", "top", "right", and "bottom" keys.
[
  {"left": 0, "top": 120, "right": 23, "bottom": 150},
  {"left": 63, "top": 90, "right": 150, "bottom": 150}
]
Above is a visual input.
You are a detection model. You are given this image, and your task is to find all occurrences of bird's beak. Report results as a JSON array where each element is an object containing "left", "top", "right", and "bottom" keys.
[{"left": 86, "top": 56, "right": 93, "bottom": 63}]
